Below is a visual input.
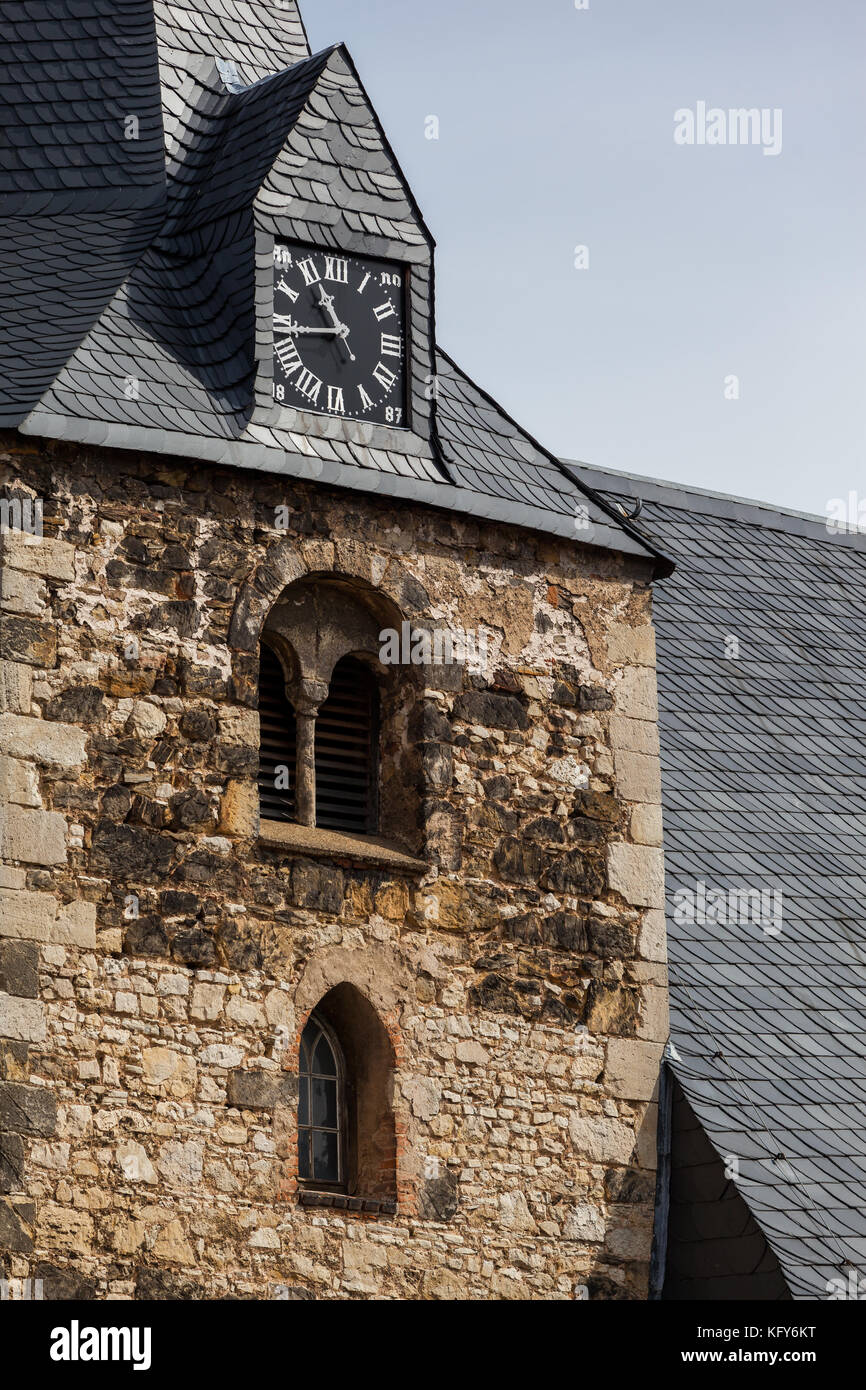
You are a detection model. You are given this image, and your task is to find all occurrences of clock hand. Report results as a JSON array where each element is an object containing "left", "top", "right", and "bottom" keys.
[
  {"left": 336, "top": 323, "right": 356, "bottom": 363},
  {"left": 316, "top": 287, "right": 356, "bottom": 362},
  {"left": 276, "top": 323, "right": 343, "bottom": 336},
  {"left": 316, "top": 287, "right": 343, "bottom": 331}
]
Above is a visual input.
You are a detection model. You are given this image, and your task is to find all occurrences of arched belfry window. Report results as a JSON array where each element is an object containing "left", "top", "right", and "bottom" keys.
[
  {"left": 257, "top": 642, "right": 296, "bottom": 821},
  {"left": 256, "top": 575, "right": 419, "bottom": 852},
  {"left": 298, "top": 1014, "right": 344, "bottom": 1188},
  {"left": 315, "top": 656, "right": 378, "bottom": 834}
]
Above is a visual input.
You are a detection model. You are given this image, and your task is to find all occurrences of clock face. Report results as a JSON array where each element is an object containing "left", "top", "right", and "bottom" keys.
[{"left": 272, "top": 242, "right": 408, "bottom": 427}]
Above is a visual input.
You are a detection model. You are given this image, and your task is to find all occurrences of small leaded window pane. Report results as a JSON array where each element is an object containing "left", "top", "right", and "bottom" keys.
[{"left": 298, "top": 1016, "right": 342, "bottom": 1187}]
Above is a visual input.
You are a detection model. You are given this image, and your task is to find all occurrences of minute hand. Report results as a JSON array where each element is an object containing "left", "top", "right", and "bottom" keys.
[{"left": 273, "top": 317, "right": 341, "bottom": 337}]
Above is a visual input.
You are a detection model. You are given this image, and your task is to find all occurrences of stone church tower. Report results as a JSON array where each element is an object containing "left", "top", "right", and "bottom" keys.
[{"left": 0, "top": 0, "right": 671, "bottom": 1299}]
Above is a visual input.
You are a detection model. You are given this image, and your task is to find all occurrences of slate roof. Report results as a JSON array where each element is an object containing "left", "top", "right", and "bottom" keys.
[
  {"left": 573, "top": 461, "right": 866, "bottom": 1300},
  {"left": 0, "top": 0, "right": 666, "bottom": 577},
  {"left": 0, "top": 0, "right": 167, "bottom": 425}
]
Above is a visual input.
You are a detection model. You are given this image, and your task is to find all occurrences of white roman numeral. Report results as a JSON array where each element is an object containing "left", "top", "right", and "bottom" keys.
[
  {"left": 380, "top": 333, "right": 402, "bottom": 358},
  {"left": 295, "top": 368, "right": 322, "bottom": 405},
  {"left": 276, "top": 277, "right": 299, "bottom": 303},
  {"left": 372, "top": 362, "right": 397, "bottom": 392},
  {"left": 373, "top": 300, "right": 396, "bottom": 322},
  {"left": 298, "top": 257, "right": 321, "bottom": 287},
  {"left": 275, "top": 339, "right": 302, "bottom": 376},
  {"left": 357, "top": 272, "right": 370, "bottom": 295},
  {"left": 327, "top": 385, "right": 346, "bottom": 414},
  {"left": 358, "top": 384, "right": 374, "bottom": 411},
  {"left": 324, "top": 256, "right": 348, "bottom": 283},
  {"left": 273, "top": 315, "right": 296, "bottom": 334}
]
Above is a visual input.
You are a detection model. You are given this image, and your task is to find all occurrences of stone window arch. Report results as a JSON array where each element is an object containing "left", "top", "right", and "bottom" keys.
[
  {"left": 297, "top": 984, "right": 398, "bottom": 1208},
  {"left": 256, "top": 573, "right": 421, "bottom": 852}
]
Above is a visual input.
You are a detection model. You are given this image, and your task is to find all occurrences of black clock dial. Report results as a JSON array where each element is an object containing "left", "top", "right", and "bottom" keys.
[{"left": 272, "top": 243, "right": 408, "bottom": 427}]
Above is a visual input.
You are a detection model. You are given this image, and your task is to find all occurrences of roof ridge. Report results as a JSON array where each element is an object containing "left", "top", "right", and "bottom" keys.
[{"left": 568, "top": 458, "right": 866, "bottom": 549}]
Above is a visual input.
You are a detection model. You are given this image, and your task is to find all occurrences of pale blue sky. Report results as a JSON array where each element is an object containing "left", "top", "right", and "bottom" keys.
[{"left": 305, "top": 0, "right": 865, "bottom": 515}]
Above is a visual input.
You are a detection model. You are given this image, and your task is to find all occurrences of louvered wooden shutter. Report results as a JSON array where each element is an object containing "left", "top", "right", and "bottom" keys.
[
  {"left": 315, "top": 656, "right": 378, "bottom": 833},
  {"left": 257, "top": 643, "right": 296, "bottom": 821}
]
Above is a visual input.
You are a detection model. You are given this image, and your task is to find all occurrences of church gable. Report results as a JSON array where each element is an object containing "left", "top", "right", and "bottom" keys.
[
  {"left": 251, "top": 46, "right": 435, "bottom": 456},
  {"left": 257, "top": 47, "right": 430, "bottom": 258}
]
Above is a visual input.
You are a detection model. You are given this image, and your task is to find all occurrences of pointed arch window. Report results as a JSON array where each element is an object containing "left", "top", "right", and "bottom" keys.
[{"left": 298, "top": 1014, "right": 345, "bottom": 1189}]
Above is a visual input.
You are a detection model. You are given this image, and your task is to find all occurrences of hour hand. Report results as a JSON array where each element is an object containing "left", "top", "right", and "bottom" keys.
[{"left": 315, "top": 287, "right": 343, "bottom": 331}]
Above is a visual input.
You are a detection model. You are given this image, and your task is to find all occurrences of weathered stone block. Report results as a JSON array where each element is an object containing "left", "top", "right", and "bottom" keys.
[
  {"left": 613, "top": 750, "right": 661, "bottom": 805},
  {"left": 568, "top": 1112, "right": 636, "bottom": 1165},
  {"left": 0, "top": 808, "right": 67, "bottom": 865},
  {"left": 417, "top": 1171, "right": 459, "bottom": 1222},
  {"left": 0, "top": 754, "right": 40, "bottom": 807},
  {"left": 0, "top": 715, "right": 86, "bottom": 769},
  {"left": 588, "top": 916, "right": 634, "bottom": 959},
  {"left": 609, "top": 714, "right": 660, "bottom": 757},
  {"left": 0, "top": 891, "right": 95, "bottom": 946},
  {"left": 44, "top": 685, "right": 106, "bottom": 725},
  {"left": 578, "top": 684, "right": 613, "bottom": 712},
  {"left": 630, "top": 803, "right": 663, "bottom": 846},
  {"left": 0, "top": 567, "right": 47, "bottom": 616},
  {"left": 0, "top": 1195, "right": 34, "bottom": 1253},
  {"left": 0, "top": 615, "right": 56, "bottom": 667},
  {"left": 637, "top": 985, "right": 669, "bottom": 1044},
  {"left": 503, "top": 910, "right": 587, "bottom": 951},
  {"left": 226, "top": 1070, "right": 298, "bottom": 1110},
  {"left": 219, "top": 779, "right": 258, "bottom": 837},
  {"left": 541, "top": 848, "right": 606, "bottom": 896},
  {"left": 0, "top": 1080, "right": 57, "bottom": 1135},
  {"left": 218, "top": 706, "right": 259, "bottom": 744},
  {"left": 90, "top": 821, "right": 175, "bottom": 877},
  {"left": 0, "top": 1131, "right": 25, "bottom": 1193},
  {"left": 493, "top": 837, "right": 544, "bottom": 885},
  {"left": 614, "top": 666, "right": 658, "bottom": 722},
  {"left": 126, "top": 700, "right": 167, "bottom": 739},
  {"left": 452, "top": 690, "right": 529, "bottom": 731},
  {"left": 190, "top": 981, "right": 226, "bottom": 1021},
  {"left": 606, "top": 623, "right": 656, "bottom": 667},
  {"left": 36, "top": 1203, "right": 93, "bottom": 1255},
  {"left": 608, "top": 842, "right": 665, "bottom": 909},
  {"left": 638, "top": 909, "right": 667, "bottom": 963},
  {"left": 571, "top": 788, "right": 619, "bottom": 823},
  {"left": 2, "top": 532, "right": 75, "bottom": 581},
  {"left": 116, "top": 1141, "right": 158, "bottom": 1185},
  {"left": 0, "top": 939, "right": 38, "bottom": 997},
  {"left": 0, "top": 661, "right": 32, "bottom": 714},
  {"left": 0, "top": 1039, "right": 29, "bottom": 1081},
  {"left": 562, "top": 1204, "right": 606, "bottom": 1242},
  {"left": 141, "top": 1047, "right": 196, "bottom": 1095},
  {"left": 157, "top": 1139, "right": 204, "bottom": 1187},
  {"left": 0, "top": 993, "right": 45, "bottom": 1042},
  {"left": 605, "top": 1039, "right": 663, "bottom": 1101},
  {"left": 585, "top": 981, "right": 641, "bottom": 1035},
  {"left": 291, "top": 860, "right": 344, "bottom": 915}
]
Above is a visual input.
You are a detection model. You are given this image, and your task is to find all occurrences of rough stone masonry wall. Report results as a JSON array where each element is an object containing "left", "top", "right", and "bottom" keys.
[{"left": 0, "top": 431, "right": 667, "bottom": 1301}]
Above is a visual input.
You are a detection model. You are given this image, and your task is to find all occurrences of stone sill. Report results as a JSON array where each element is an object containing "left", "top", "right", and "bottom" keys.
[
  {"left": 297, "top": 1189, "right": 397, "bottom": 1216},
  {"left": 258, "top": 819, "right": 426, "bottom": 872}
]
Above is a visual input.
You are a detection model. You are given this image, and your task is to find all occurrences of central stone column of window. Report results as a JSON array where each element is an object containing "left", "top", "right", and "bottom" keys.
[{"left": 293, "top": 678, "right": 328, "bottom": 827}]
